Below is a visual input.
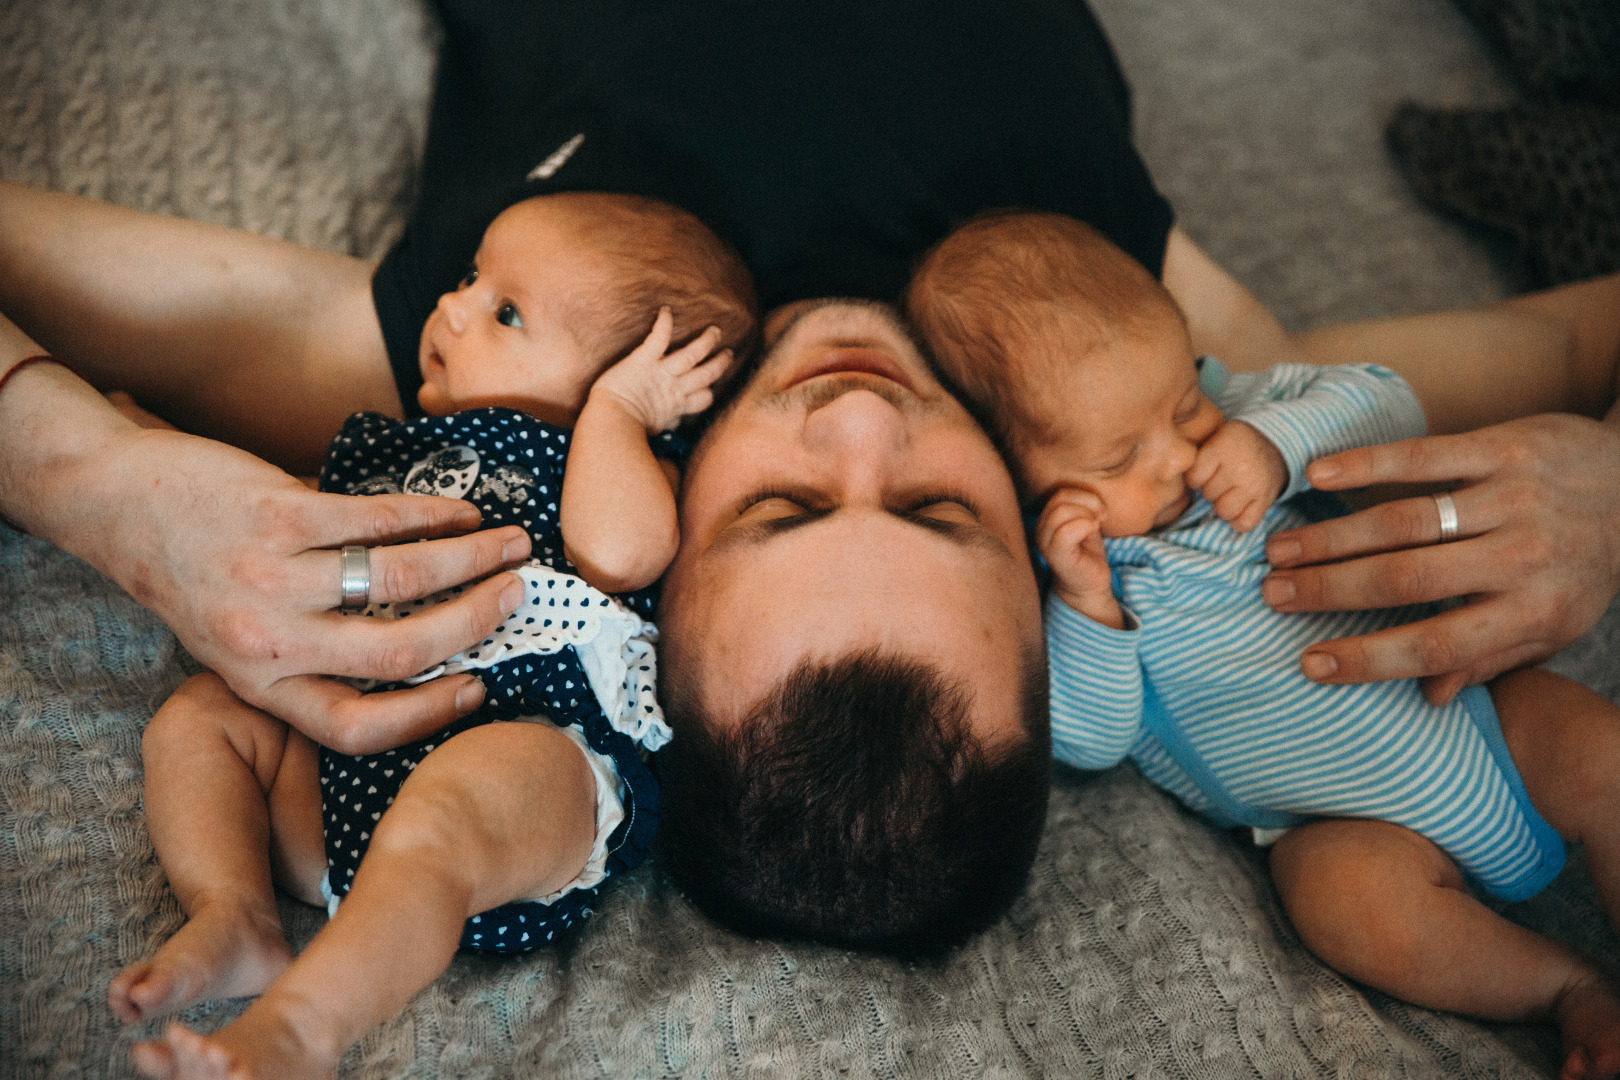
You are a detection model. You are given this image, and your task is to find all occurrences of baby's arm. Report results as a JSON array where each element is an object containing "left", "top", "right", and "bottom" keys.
[
  {"left": 560, "top": 308, "right": 731, "bottom": 593},
  {"left": 1036, "top": 488, "right": 1125, "bottom": 628},
  {"left": 1039, "top": 490, "right": 1148, "bottom": 769},
  {"left": 1190, "top": 362, "right": 1428, "bottom": 531}
]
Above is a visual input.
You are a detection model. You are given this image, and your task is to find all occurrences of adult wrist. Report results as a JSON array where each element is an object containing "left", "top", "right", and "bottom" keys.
[
  {"left": 0, "top": 359, "right": 144, "bottom": 546},
  {"left": 0, "top": 356, "right": 54, "bottom": 532},
  {"left": 0, "top": 353, "right": 53, "bottom": 400}
]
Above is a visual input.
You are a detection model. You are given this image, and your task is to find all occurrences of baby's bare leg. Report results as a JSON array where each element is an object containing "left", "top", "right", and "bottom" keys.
[
  {"left": 136, "top": 720, "right": 596, "bottom": 1080},
  {"left": 1495, "top": 668, "right": 1620, "bottom": 921},
  {"left": 111, "top": 673, "right": 325, "bottom": 1025},
  {"left": 1273, "top": 819, "right": 1620, "bottom": 1080},
  {"left": 1494, "top": 667, "right": 1620, "bottom": 1080}
]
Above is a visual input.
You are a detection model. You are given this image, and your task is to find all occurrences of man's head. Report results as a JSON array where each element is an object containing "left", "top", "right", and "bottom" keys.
[
  {"left": 657, "top": 299, "right": 1050, "bottom": 954},
  {"left": 417, "top": 192, "right": 756, "bottom": 424},
  {"left": 908, "top": 211, "right": 1221, "bottom": 536}
]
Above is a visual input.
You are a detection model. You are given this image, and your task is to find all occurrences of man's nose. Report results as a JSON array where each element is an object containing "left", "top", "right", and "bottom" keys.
[{"left": 802, "top": 388, "right": 908, "bottom": 495}]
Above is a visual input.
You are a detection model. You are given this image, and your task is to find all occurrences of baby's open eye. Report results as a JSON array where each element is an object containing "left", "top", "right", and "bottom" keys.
[
  {"left": 460, "top": 266, "right": 478, "bottom": 288},
  {"left": 496, "top": 303, "right": 524, "bottom": 328}
]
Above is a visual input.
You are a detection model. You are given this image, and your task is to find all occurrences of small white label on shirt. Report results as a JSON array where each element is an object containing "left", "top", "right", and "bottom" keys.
[{"left": 527, "top": 133, "right": 586, "bottom": 181}]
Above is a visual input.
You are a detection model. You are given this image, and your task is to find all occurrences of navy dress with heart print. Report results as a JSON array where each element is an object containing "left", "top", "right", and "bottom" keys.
[{"left": 317, "top": 407, "right": 681, "bottom": 953}]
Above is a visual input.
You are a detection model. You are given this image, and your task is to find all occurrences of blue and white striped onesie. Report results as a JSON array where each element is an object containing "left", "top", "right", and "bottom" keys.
[{"left": 1047, "top": 358, "right": 1565, "bottom": 901}]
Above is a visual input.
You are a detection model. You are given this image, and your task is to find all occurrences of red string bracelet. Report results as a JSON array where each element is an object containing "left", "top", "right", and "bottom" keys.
[{"left": 0, "top": 354, "right": 54, "bottom": 399}]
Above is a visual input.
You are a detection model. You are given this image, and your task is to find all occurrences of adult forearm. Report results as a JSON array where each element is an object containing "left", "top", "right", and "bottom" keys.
[
  {"left": 1, "top": 311, "right": 536, "bottom": 745},
  {"left": 0, "top": 181, "right": 402, "bottom": 474},
  {"left": 0, "top": 338, "right": 138, "bottom": 558}
]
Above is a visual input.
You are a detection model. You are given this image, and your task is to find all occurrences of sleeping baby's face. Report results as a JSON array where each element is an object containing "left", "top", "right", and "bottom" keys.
[
  {"left": 416, "top": 200, "right": 605, "bottom": 426},
  {"left": 1016, "top": 316, "right": 1222, "bottom": 538}
]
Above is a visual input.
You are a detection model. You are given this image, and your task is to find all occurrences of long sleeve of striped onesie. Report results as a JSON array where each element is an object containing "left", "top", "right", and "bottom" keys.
[
  {"left": 1201, "top": 358, "right": 1428, "bottom": 501},
  {"left": 1047, "top": 358, "right": 1427, "bottom": 773}
]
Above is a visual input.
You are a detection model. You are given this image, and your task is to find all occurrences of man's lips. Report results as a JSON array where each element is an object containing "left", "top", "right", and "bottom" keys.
[{"left": 786, "top": 346, "right": 913, "bottom": 393}]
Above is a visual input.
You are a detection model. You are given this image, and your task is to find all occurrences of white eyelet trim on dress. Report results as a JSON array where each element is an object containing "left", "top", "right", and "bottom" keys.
[
  {"left": 348, "top": 561, "right": 672, "bottom": 752},
  {"left": 529, "top": 722, "right": 625, "bottom": 903}
]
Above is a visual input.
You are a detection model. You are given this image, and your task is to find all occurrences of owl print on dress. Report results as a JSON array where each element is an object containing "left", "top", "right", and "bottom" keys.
[
  {"left": 347, "top": 474, "right": 403, "bottom": 496},
  {"left": 314, "top": 406, "right": 684, "bottom": 952},
  {"left": 404, "top": 445, "right": 481, "bottom": 499}
]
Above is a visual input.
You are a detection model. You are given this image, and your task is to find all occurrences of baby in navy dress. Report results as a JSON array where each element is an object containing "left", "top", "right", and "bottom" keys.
[
  {"left": 110, "top": 191, "right": 756, "bottom": 1080},
  {"left": 907, "top": 210, "right": 1620, "bottom": 1078}
]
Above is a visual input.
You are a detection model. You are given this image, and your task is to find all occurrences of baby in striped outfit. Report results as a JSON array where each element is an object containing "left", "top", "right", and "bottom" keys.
[{"left": 908, "top": 210, "right": 1620, "bottom": 1079}]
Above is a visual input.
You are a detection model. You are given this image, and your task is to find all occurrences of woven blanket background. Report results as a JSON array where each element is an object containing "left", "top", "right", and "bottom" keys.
[{"left": 3, "top": 0, "right": 1617, "bottom": 1077}]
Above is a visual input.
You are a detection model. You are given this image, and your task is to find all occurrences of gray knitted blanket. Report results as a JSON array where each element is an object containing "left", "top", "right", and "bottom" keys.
[{"left": 3, "top": 0, "right": 1615, "bottom": 1076}]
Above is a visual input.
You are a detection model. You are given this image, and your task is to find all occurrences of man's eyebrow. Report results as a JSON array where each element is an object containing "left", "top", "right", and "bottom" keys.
[{"left": 711, "top": 505, "right": 1011, "bottom": 558}]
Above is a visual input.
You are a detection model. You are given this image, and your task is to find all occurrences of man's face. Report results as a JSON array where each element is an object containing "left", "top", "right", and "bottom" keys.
[{"left": 661, "top": 300, "right": 1042, "bottom": 743}]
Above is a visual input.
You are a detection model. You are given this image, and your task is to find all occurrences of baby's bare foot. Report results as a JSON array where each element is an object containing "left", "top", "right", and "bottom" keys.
[
  {"left": 109, "top": 900, "right": 291, "bottom": 1023},
  {"left": 132, "top": 1010, "right": 341, "bottom": 1080},
  {"left": 1556, "top": 975, "right": 1620, "bottom": 1080}
]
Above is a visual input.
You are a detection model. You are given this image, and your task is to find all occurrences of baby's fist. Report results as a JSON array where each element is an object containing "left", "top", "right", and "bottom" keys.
[
  {"left": 1036, "top": 488, "right": 1124, "bottom": 628},
  {"left": 1185, "top": 421, "right": 1286, "bottom": 533},
  {"left": 591, "top": 308, "right": 733, "bottom": 433}
]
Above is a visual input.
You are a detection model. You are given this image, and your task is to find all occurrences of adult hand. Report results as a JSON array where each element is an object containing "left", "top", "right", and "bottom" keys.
[
  {"left": 2, "top": 362, "right": 532, "bottom": 752},
  {"left": 105, "top": 433, "right": 533, "bottom": 751},
  {"left": 1260, "top": 414, "right": 1620, "bottom": 704}
]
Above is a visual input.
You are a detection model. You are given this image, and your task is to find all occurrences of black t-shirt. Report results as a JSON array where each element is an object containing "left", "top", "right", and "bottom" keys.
[{"left": 374, "top": 0, "right": 1175, "bottom": 413}]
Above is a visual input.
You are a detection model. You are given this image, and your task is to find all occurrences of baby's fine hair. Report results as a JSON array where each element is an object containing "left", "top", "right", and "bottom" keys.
[
  {"left": 906, "top": 209, "right": 1184, "bottom": 450},
  {"left": 657, "top": 645, "right": 1051, "bottom": 957},
  {"left": 540, "top": 191, "right": 759, "bottom": 363}
]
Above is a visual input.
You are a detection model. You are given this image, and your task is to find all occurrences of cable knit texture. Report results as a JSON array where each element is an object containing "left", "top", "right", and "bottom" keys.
[{"left": 3, "top": 0, "right": 1619, "bottom": 1076}]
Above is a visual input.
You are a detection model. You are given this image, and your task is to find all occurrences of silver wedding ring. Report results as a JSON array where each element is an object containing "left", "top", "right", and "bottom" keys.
[
  {"left": 1433, "top": 492, "right": 1460, "bottom": 543},
  {"left": 339, "top": 545, "right": 371, "bottom": 610}
]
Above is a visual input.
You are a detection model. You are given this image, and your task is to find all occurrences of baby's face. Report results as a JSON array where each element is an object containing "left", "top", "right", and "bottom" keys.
[
  {"left": 1017, "top": 320, "right": 1222, "bottom": 537},
  {"left": 417, "top": 201, "right": 602, "bottom": 425}
]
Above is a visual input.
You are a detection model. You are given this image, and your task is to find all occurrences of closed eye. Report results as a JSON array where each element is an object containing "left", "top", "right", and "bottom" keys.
[
  {"left": 1173, "top": 387, "right": 1207, "bottom": 425},
  {"left": 901, "top": 491, "right": 982, "bottom": 520},
  {"left": 1095, "top": 443, "right": 1138, "bottom": 477},
  {"left": 737, "top": 487, "right": 824, "bottom": 517}
]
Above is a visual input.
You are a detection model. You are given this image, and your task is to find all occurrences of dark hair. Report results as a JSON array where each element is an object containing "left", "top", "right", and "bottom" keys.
[
  {"left": 905, "top": 209, "right": 1184, "bottom": 452},
  {"left": 657, "top": 646, "right": 1051, "bottom": 956}
]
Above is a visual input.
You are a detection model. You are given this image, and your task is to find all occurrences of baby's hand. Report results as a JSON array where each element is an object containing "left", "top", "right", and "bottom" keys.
[
  {"left": 1185, "top": 420, "right": 1287, "bottom": 533},
  {"left": 590, "top": 307, "right": 733, "bottom": 434},
  {"left": 1036, "top": 488, "right": 1125, "bottom": 629}
]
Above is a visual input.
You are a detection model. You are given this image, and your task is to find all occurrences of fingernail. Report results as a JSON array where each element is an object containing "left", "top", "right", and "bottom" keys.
[
  {"left": 499, "top": 573, "right": 526, "bottom": 615},
  {"left": 1310, "top": 461, "right": 1339, "bottom": 483},
  {"left": 501, "top": 533, "right": 529, "bottom": 563},
  {"left": 1302, "top": 652, "right": 1337, "bottom": 680},
  {"left": 1266, "top": 539, "right": 1300, "bottom": 566},
  {"left": 1262, "top": 576, "right": 1295, "bottom": 605},
  {"left": 455, "top": 677, "right": 486, "bottom": 714}
]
